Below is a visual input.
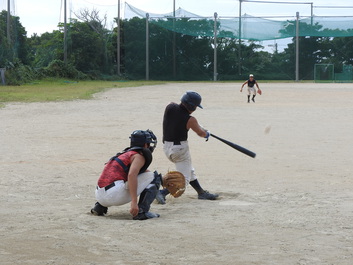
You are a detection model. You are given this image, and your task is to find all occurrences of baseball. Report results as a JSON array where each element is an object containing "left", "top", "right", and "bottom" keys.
[{"left": 264, "top": 124, "right": 271, "bottom": 134}]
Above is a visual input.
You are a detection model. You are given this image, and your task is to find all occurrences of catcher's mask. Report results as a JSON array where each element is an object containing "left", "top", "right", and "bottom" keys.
[
  {"left": 181, "top": 91, "right": 203, "bottom": 112},
  {"left": 130, "top": 129, "right": 157, "bottom": 153}
]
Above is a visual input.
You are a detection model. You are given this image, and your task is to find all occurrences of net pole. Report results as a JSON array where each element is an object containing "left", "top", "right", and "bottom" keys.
[
  {"left": 146, "top": 13, "right": 149, "bottom": 81},
  {"left": 64, "top": 0, "right": 67, "bottom": 65},
  {"left": 238, "top": 0, "right": 242, "bottom": 76},
  {"left": 295, "top": 11, "right": 299, "bottom": 82},
  {"left": 7, "top": 0, "right": 10, "bottom": 45},
  {"left": 173, "top": 0, "right": 176, "bottom": 79},
  {"left": 213, "top": 12, "right": 218, "bottom": 81},
  {"left": 117, "top": 0, "right": 121, "bottom": 76}
]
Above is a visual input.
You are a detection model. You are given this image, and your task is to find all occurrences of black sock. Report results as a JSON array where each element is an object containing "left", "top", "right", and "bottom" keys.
[{"left": 189, "top": 179, "right": 204, "bottom": 194}]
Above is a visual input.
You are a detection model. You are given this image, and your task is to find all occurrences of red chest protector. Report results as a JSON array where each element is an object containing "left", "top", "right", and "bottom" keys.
[
  {"left": 111, "top": 147, "right": 152, "bottom": 175},
  {"left": 97, "top": 147, "right": 153, "bottom": 188}
]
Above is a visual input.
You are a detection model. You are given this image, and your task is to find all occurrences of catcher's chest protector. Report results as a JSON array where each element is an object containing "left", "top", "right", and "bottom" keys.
[{"left": 113, "top": 147, "right": 152, "bottom": 174}]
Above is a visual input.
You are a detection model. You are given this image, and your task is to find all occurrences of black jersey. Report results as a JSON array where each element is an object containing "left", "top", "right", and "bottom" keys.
[
  {"left": 163, "top": 103, "right": 191, "bottom": 142},
  {"left": 247, "top": 79, "right": 256, "bottom": 87}
]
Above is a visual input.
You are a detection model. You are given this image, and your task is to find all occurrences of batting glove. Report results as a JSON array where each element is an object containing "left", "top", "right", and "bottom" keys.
[{"left": 205, "top": 131, "right": 210, "bottom": 141}]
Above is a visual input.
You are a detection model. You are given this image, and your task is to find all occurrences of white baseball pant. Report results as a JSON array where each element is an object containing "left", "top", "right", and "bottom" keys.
[
  {"left": 95, "top": 171, "right": 155, "bottom": 207},
  {"left": 163, "top": 141, "right": 197, "bottom": 184}
]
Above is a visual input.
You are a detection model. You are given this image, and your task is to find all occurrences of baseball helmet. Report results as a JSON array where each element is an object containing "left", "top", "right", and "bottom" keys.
[
  {"left": 130, "top": 129, "right": 157, "bottom": 152},
  {"left": 181, "top": 91, "right": 203, "bottom": 112}
]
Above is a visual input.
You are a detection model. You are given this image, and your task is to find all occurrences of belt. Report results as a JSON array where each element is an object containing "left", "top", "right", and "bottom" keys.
[
  {"left": 163, "top": 140, "right": 181, "bottom": 145},
  {"left": 97, "top": 182, "right": 116, "bottom": 191}
]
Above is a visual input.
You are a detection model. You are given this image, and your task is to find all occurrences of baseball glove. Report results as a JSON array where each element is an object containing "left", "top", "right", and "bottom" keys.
[
  {"left": 257, "top": 89, "right": 262, "bottom": 95},
  {"left": 162, "top": 171, "right": 186, "bottom": 198}
]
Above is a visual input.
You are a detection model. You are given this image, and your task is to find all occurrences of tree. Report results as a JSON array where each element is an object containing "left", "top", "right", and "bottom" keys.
[
  {"left": 74, "top": 9, "right": 113, "bottom": 74},
  {"left": 0, "top": 10, "right": 29, "bottom": 65},
  {"left": 28, "top": 31, "right": 63, "bottom": 68}
]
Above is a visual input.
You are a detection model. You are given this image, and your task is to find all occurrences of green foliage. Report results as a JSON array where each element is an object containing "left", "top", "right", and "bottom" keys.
[
  {"left": 28, "top": 31, "right": 63, "bottom": 67},
  {"left": 4, "top": 60, "right": 38, "bottom": 85},
  {"left": 42, "top": 60, "right": 88, "bottom": 80},
  {"left": 1, "top": 9, "right": 353, "bottom": 82}
]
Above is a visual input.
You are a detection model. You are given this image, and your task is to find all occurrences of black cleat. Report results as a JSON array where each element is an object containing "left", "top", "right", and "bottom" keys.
[
  {"left": 198, "top": 191, "right": 219, "bottom": 200},
  {"left": 133, "top": 212, "right": 160, "bottom": 220},
  {"left": 91, "top": 202, "right": 108, "bottom": 216}
]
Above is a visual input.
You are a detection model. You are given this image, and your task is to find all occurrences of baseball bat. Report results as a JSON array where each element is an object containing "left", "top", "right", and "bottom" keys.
[{"left": 210, "top": 133, "right": 256, "bottom": 158}]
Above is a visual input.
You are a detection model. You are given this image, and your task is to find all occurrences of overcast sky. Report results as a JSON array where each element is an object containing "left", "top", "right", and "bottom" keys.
[{"left": 2, "top": 0, "right": 353, "bottom": 47}]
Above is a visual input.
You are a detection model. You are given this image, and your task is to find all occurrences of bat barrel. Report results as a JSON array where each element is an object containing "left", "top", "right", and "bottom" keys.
[{"left": 210, "top": 133, "right": 256, "bottom": 158}]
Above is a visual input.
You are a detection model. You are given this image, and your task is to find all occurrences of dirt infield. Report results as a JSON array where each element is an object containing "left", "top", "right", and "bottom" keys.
[{"left": 1, "top": 82, "right": 352, "bottom": 265}]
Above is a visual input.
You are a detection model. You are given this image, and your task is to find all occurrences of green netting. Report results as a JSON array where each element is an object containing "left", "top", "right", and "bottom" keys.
[
  {"left": 126, "top": 2, "right": 353, "bottom": 40},
  {"left": 314, "top": 64, "right": 334, "bottom": 83},
  {"left": 122, "top": 3, "right": 353, "bottom": 81},
  {"left": 149, "top": 15, "right": 353, "bottom": 41},
  {"left": 335, "top": 64, "right": 353, "bottom": 82}
]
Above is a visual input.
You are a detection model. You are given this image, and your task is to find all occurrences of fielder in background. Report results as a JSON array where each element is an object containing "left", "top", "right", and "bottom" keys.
[
  {"left": 240, "top": 74, "right": 262, "bottom": 103},
  {"left": 91, "top": 129, "right": 162, "bottom": 220},
  {"left": 155, "top": 91, "right": 219, "bottom": 204}
]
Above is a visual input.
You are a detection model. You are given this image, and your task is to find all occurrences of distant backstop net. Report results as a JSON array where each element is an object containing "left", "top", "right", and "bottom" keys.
[
  {"left": 314, "top": 64, "right": 334, "bottom": 83},
  {"left": 335, "top": 64, "right": 353, "bottom": 83},
  {"left": 124, "top": 3, "right": 353, "bottom": 81}
]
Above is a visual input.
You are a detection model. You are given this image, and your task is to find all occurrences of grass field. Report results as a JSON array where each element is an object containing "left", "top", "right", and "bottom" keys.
[
  {"left": 0, "top": 79, "right": 166, "bottom": 105},
  {"left": 0, "top": 78, "right": 310, "bottom": 107}
]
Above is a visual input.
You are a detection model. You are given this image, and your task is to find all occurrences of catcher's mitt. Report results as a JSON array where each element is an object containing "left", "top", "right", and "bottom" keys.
[
  {"left": 162, "top": 171, "right": 186, "bottom": 198},
  {"left": 257, "top": 89, "right": 262, "bottom": 95}
]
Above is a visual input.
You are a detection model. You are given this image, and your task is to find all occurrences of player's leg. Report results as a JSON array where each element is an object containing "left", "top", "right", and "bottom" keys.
[
  {"left": 133, "top": 171, "right": 162, "bottom": 220},
  {"left": 172, "top": 145, "right": 218, "bottom": 200},
  {"left": 91, "top": 180, "right": 127, "bottom": 216},
  {"left": 251, "top": 87, "right": 256, "bottom": 102},
  {"left": 156, "top": 141, "right": 192, "bottom": 204},
  {"left": 189, "top": 170, "right": 219, "bottom": 200}
]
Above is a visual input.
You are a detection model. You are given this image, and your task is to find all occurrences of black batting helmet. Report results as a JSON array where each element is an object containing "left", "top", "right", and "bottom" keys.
[{"left": 180, "top": 91, "right": 203, "bottom": 112}]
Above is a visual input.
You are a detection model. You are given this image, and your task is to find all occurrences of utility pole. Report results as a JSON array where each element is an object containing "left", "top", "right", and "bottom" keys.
[{"left": 64, "top": 0, "right": 67, "bottom": 65}]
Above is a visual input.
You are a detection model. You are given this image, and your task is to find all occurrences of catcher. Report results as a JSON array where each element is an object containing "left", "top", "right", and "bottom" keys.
[
  {"left": 91, "top": 129, "right": 162, "bottom": 220},
  {"left": 155, "top": 91, "right": 219, "bottom": 204},
  {"left": 240, "top": 74, "right": 262, "bottom": 103}
]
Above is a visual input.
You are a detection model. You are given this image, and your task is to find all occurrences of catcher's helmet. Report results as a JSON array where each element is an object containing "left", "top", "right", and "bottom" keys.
[
  {"left": 181, "top": 91, "right": 203, "bottom": 112},
  {"left": 130, "top": 129, "right": 157, "bottom": 152}
]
